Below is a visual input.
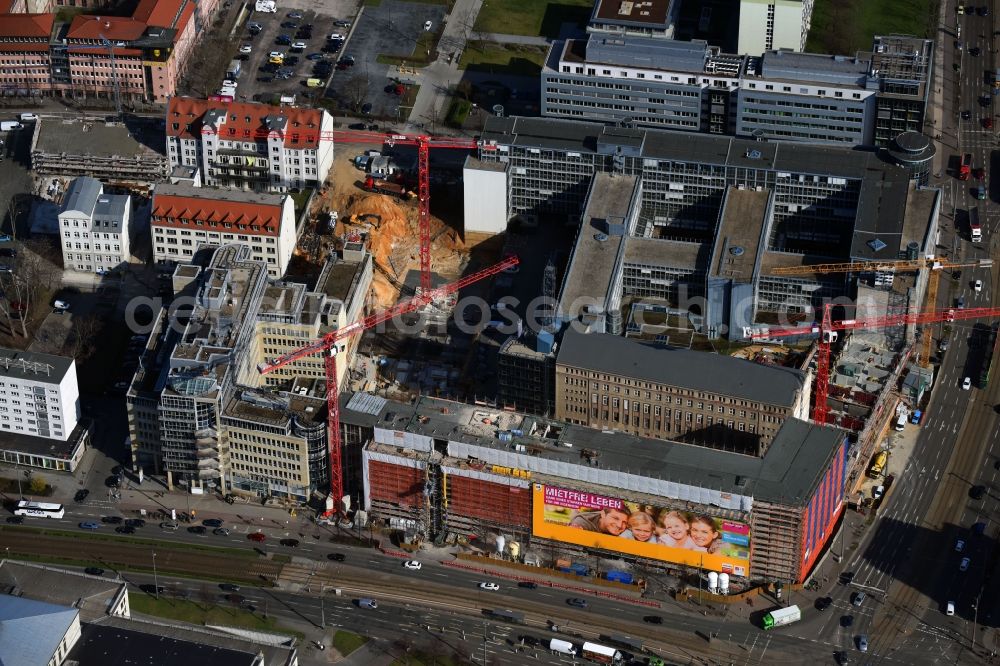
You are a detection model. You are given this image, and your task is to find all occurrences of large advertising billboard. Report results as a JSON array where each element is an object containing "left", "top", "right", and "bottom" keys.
[{"left": 532, "top": 484, "right": 750, "bottom": 576}]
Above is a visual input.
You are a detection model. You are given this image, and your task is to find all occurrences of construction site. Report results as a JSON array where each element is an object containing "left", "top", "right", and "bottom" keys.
[{"left": 291, "top": 138, "right": 507, "bottom": 405}]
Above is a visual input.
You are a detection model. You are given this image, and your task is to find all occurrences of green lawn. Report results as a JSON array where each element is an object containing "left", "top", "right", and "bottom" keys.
[
  {"left": 460, "top": 42, "right": 548, "bottom": 77},
  {"left": 805, "top": 0, "right": 934, "bottom": 55},
  {"left": 129, "top": 593, "right": 302, "bottom": 637},
  {"left": 474, "top": 0, "right": 594, "bottom": 38},
  {"left": 445, "top": 99, "right": 472, "bottom": 128},
  {"left": 332, "top": 629, "right": 368, "bottom": 656}
]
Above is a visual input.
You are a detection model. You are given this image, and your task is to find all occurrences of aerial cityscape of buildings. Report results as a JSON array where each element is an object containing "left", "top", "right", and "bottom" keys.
[{"left": 0, "top": 0, "right": 990, "bottom": 662}]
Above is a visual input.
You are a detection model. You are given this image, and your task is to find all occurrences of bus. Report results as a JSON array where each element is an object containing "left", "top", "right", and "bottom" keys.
[{"left": 14, "top": 500, "right": 64, "bottom": 519}]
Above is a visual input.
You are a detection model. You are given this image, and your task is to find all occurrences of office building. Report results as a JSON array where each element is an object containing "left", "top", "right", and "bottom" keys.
[
  {"left": 126, "top": 243, "right": 372, "bottom": 500},
  {"left": 474, "top": 117, "right": 939, "bottom": 339},
  {"left": 151, "top": 183, "right": 298, "bottom": 278},
  {"left": 541, "top": 33, "right": 932, "bottom": 147},
  {"left": 58, "top": 177, "right": 132, "bottom": 274},
  {"left": 554, "top": 327, "right": 809, "bottom": 453},
  {"left": 0, "top": 0, "right": 220, "bottom": 104},
  {"left": 738, "top": 0, "right": 814, "bottom": 53},
  {"left": 344, "top": 392, "right": 849, "bottom": 584},
  {"left": 166, "top": 97, "right": 335, "bottom": 192}
]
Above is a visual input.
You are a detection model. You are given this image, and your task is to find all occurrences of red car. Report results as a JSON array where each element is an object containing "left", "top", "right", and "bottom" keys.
[
  {"left": 247, "top": 532, "right": 266, "bottom": 543},
  {"left": 975, "top": 167, "right": 987, "bottom": 181},
  {"left": 985, "top": 117, "right": 994, "bottom": 129}
]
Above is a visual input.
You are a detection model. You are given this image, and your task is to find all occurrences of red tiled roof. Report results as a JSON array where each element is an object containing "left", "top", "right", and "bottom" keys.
[
  {"left": 167, "top": 97, "right": 325, "bottom": 150},
  {"left": 151, "top": 194, "right": 282, "bottom": 236},
  {"left": 67, "top": 15, "right": 148, "bottom": 41},
  {"left": 133, "top": 0, "right": 188, "bottom": 27},
  {"left": 0, "top": 13, "right": 54, "bottom": 38},
  {"left": 0, "top": 43, "right": 50, "bottom": 53}
]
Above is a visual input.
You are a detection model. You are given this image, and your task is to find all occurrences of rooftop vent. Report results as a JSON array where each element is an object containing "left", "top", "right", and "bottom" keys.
[
  {"left": 729, "top": 246, "right": 745, "bottom": 256},
  {"left": 745, "top": 149, "right": 762, "bottom": 160},
  {"left": 867, "top": 238, "right": 888, "bottom": 252}
]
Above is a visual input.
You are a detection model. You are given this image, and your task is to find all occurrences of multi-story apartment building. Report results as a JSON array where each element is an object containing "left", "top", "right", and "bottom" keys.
[
  {"left": 0, "top": 0, "right": 218, "bottom": 104},
  {"left": 126, "top": 242, "right": 372, "bottom": 499},
  {"left": 554, "top": 328, "right": 809, "bottom": 454},
  {"left": 57, "top": 177, "right": 131, "bottom": 274},
  {"left": 150, "top": 183, "right": 298, "bottom": 278},
  {"left": 738, "top": 0, "right": 814, "bottom": 53},
  {"left": 165, "top": 97, "right": 335, "bottom": 192},
  {"left": 541, "top": 33, "right": 931, "bottom": 146},
  {"left": 0, "top": 348, "right": 79, "bottom": 441}
]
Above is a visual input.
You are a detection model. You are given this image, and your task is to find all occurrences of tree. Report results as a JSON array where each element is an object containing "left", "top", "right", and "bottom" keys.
[
  {"left": 4, "top": 238, "right": 62, "bottom": 338},
  {"left": 344, "top": 75, "right": 369, "bottom": 112},
  {"left": 28, "top": 476, "right": 47, "bottom": 495},
  {"left": 198, "top": 582, "right": 214, "bottom": 610},
  {"left": 68, "top": 314, "right": 103, "bottom": 360}
]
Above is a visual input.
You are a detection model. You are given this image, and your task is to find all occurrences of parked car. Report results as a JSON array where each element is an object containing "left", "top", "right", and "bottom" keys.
[
  {"left": 203, "top": 518, "right": 223, "bottom": 527},
  {"left": 970, "top": 485, "right": 987, "bottom": 499},
  {"left": 816, "top": 596, "right": 833, "bottom": 611},
  {"left": 213, "top": 527, "right": 230, "bottom": 536},
  {"left": 240, "top": 44, "right": 252, "bottom": 54},
  {"left": 334, "top": 20, "right": 351, "bottom": 27},
  {"left": 963, "top": 376, "right": 973, "bottom": 390},
  {"left": 960, "top": 557, "right": 971, "bottom": 571},
  {"left": 74, "top": 489, "right": 89, "bottom": 502},
  {"left": 852, "top": 592, "right": 866, "bottom": 607},
  {"left": 160, "top": 521, "right": 179, "bottom": 530},
  {"left": 956, "top": 539, "right": 966, "bottom": 552},
  {"left": 975, "top": 279, "right": 983, "bottom": 292},
  {"left": 287, "top": 11, "right": 302, "bottom": 18},
  {"left": 424, "top": 20, "right": 432, "bottom": 30}
]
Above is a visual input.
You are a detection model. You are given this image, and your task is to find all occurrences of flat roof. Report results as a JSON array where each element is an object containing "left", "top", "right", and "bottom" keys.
[
  {"left": 592, "top": 0, "right": 673, "bottom": 26},
  {"left": 481, "top": 116, "right": 883, "bottom": 180},
  {"left": 464, "top": 155, "right": 506, "bottom": 173},
  {"left": 33, "top": 119, "right": 162, "bottom": 161},
  {"left": 153, "top": 182, "right": 287, "bottom": 207},
  {"left": 623, "top": 237, "right": 704, "bottom": 269},
  {"left": 557, "top": 327, "right": 805, "bottom": 407},
  {"left": 344, "top": 393, "right": 846, "bottom": 507},
  {"left": 559, "top": 173, "right": 635, "bottom": 316},
  {"left": 68, "top": 624, "right": 259, "bottom": 666},
  {"left": 710, "top": 188, "right": 770, "bottom": 281},
  {"left": 851, "top": 164, "right": 914, "bottom": 261},
  {"left": 0, "top": 348, "right": 73, "bottom": 384},
  {"left": 0, "top": 561, "right": 124, "bottom": 622}
]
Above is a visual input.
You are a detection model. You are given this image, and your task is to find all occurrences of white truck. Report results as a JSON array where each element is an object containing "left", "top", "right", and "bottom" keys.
[
  {"left": 549, "top": 638, "right": 577, "bottom": 656},
  {"left": 762, "top": 604, "right": 801, "bottom": 630},
  {"left": 581, "top": 642, "right": 621, "bottom": 664},
  {"left": 255, "top": 0, "right": 276, "bottom": 12}
]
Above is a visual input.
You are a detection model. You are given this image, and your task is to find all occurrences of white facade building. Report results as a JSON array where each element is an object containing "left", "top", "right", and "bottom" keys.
[
  {"left": 165, "top": 97, "right": 335, "bottom": 192},
  {"left": 58, "top": 178, "right": 132, "bottom": 274},
  {"left": 462, "top": 157, "right": 508, "bottom": 235},
  {"left": 150, "top": 183, "right": 298, "bottom": 277},
  {"left": 0, "top": 349, "right": 80, "bottom": 442},
  {"left": 738, "top": 0, "right": 814, "bottom": 53}
]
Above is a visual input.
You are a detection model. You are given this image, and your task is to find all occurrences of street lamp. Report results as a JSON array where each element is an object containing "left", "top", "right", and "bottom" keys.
[{"left": 151, "top": 551, "right": 159, "bottom": 600}]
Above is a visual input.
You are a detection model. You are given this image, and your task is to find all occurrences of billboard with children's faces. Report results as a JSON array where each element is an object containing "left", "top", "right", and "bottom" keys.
[{"left": 532, "top": 484, "right": 751, "bottom": 575}]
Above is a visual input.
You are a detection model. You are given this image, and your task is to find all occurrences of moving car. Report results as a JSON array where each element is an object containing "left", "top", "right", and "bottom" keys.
[
  {"left": 160, "top": 521, "right": 179, "bottom": 530},
  {"left": 359, "top": 598, "right": 378, "bottom": 609},
  {"left": 963, "top": 376, "right": 973, "bottom": 390},
  {"left": 115, "top": 525, "right": 135, "bottom": 534},
  {"left": 84, "top": 567, "right": 104, "bottom": 576},
  {"left": 960, "top": 557, "right": 971, "bottom": 571},
  {"left": 74, "top": 489, "right": 89, "bottom": 502},
  {"left": 852, "top": 591, "right": 866, "bottom": 607},
  {"left": 424, "top": 20, "right": 433, "bottom": 30},
  {"left": 79, "top": 521, "right": 100, "bottom": 530},
  {"left": 479, "top": 582, "right": 500, "bottom": 591},
  {"left": 566, "top": 597, "right": 588, "bottom": 608},
  {"left": 248, "top": 532, "right": 266, "bottom": 542},
  {"left": 816, "top": 596, "right": 833, "bottom": 611},
  {"left": 280, "top": 538, "right": 300, "bottom": 547},
  {"left": 403, "top": 560, "right": 422, "bottom": 570},
  {"left": 975, "top": 279, "right": 983, "bottom": 292},
  {"left": 328, "top": 552, "right": 346, "bottom": 561},
  {"left": 102, "top": 516, "right": 123, "bottom": 524},
  {"left": 188, "top": 525, "right": 206, "bottom": 534},
  {"left": 643, "top": 615, "right": 664, "bottom": 624},
  {"left": 220, "top": 583, "right": 241, "bottom": 592},
  {"left": 517, "top": 581, "right": 537, "bottom": 589},
  {"left": 857, "top": 635, "right": 868, "bottom": 652},
  {"left": 963, "top": 109, "right": 973, "bottom": 119},
  {"left": 946, "top": 601, "right": 956, "bottom": 616}
]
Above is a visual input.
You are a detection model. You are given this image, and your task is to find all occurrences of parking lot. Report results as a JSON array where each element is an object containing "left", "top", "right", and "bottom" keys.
[
  {"left": 233, "top": 1, "right": 358, "bottom": 106},
  {"left": 323, "top": 0, "right": 448, "bottom": 120}
]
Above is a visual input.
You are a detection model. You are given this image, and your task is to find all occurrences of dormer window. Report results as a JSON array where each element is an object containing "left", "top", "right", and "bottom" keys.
[{"left": 245, "top": 116, "right": 251, "bottom": 123}]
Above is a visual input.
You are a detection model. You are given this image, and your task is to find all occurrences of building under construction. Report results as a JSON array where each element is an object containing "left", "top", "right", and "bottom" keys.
[
  {"left": 30, "top": 118, "right": 168, "bottom": 185},
  {"left": 343, "top": 392, "right": 848, "bottom": 585}
]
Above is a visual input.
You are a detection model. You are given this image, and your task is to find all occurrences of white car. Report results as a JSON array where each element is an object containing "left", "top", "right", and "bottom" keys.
[
  {"left": 424, "top": 20, "right": 432, "bottom": 30},
  {"left": 403, "top": 560, "right": 422, "bottom": 570},
  {"left": 269, "top": 51, "right": 284, "bottom": 60},
  {"left": 479, "top": 582, "right": 500, "bottom": 591},
  {"left": 956, "top": 539, "right": 966, "bottom": 552},
  {"left": 292, "top": 41, "right": 307, "bottom": 50},
  {"left": 240, "top": 44, "right": 252, "bottom": 54},
  {"left": 53, "top": 300, "right": 70, "bottom": 311},
  {"left": 222, "top": 79, "right": 238, "bottom": 88},
  {"left": 960, "top": 557, "right": 971, "bottom": 571},
  {"left": 963, "top": 376, "right": 972, "bottom": 390},
  {"left": 975, "top": 279, "right": 983, "bottom": 292},
  {"left": 329, "top": 33, "right": 345, "bottom": 41}
]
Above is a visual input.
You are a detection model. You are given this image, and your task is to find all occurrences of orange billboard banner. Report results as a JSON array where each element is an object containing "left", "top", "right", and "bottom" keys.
[{"left": 532, "top": 484, "right": 750, "bottom": 576}]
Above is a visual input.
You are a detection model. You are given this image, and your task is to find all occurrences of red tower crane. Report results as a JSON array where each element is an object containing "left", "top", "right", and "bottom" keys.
[
  {"left": 256, "top": 255, "right": 519, "bottom": 514},
  {"left": 330, "top": 131, "right": 484, "bottom": 293},
  {"left": 747, "top": 304, "right": 1000, "bottom": 424}
]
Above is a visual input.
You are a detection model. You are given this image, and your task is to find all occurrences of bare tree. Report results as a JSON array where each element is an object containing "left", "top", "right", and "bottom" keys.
[
  {"left": 198, "top": 582, "right": 214, "bottom": 610},
  {"left": 344, "top": 75, "right": 370, "bottom": 112},
  {"left": 5, "top": 239, "right": 61, "bottom": 338},
  {"left": 68, "top": 314, "right": 103, "bottom": 359}
]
